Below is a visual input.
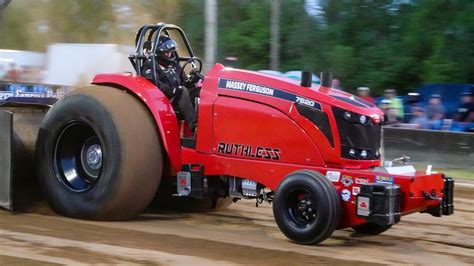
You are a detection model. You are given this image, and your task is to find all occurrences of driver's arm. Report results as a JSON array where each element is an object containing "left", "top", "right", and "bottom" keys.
[{"left": 178, "top": 64, "right": 200, "bottom": 87}]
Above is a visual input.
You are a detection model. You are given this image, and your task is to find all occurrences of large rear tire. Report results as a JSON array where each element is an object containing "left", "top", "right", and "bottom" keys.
[
  {"left": 273, "top": 170, "right": 340, "bottom": 244},
  {"left": 37, "top": 86, "right": 163, "bottom": 220}
]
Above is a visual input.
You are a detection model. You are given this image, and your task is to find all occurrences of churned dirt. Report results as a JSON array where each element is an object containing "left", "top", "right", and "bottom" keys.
[{"left": 0, "top": 185, "right": 472, "bottom": 265}]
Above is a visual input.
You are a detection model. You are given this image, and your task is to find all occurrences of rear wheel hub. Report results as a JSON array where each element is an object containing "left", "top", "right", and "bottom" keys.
[{"left": 54, "top": 122, "right": 103, "bottom": 192}]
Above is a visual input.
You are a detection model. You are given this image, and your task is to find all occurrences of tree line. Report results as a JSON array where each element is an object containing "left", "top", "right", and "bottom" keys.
[{"left": 0, "top": 0, "right": 472, "bottom": 95}]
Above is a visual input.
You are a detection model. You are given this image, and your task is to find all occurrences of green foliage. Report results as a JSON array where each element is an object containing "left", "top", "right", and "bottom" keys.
[
  {"left": 0, "top": 0, "right": 472, "bottom": 94},
  {"left": 423, "top": 35, "right": 461, "bottom": 83},
  {"left": 218, "top": 0, "right": 271, "bottom": 69}
]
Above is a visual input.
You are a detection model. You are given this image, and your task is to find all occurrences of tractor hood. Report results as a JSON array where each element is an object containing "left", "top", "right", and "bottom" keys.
[
  {"left": 212, "top": 65, "right": 383, "bottom": 119},
  {"left": 208, "top": 64, "right": 384, "bottom": 167}
]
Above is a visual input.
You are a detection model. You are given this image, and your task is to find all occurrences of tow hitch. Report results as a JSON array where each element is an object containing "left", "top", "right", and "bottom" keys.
[{"left": 421, "top": 176, "right": 455, "bottom": 217}]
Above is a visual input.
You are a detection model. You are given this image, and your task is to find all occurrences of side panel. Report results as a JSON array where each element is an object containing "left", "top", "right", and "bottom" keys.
[
  {"left": 92, "top": 74, "right": 182, "bottom": 170},
  {"left": 0, "top": 110, "right": 12, "bottom": 210},
  {"left": 212, "top": 96, "right": 325, "bottom": 167},
  {"left": 195, "top": 64, "right": 223, "bottom": 153}
]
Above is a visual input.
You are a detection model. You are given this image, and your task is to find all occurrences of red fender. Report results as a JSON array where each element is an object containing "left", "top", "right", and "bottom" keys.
[{"left": 91, "top": 73, "right": 182, "bottom": 170}]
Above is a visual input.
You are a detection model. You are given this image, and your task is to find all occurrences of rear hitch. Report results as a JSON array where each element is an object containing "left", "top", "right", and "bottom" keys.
[
  {"left": 422, "top": 177, "right": 454, "bottom": 217},
  {"left": 422, "top": 190, "right": 442, "bottom": 201}
]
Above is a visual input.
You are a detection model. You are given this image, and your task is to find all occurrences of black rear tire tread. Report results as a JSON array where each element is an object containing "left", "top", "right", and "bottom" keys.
[{"left": 37, "top": 86, "right": 163, "bottom": 220}]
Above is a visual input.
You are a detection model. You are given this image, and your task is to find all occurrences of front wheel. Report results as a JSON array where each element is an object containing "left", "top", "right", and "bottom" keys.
[{"left": 272, "top": 170, "right": 340, "bottom": 244}]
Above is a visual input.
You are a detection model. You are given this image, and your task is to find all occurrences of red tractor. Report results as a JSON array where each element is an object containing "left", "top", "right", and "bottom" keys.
[{"left": 27, "top": 23, "right": 453, "bottom": 244}]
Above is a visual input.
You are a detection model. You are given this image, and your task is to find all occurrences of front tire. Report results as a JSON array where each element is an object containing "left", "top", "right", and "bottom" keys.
[
  {"left": 37, "top": 86, "right": 163, "bottom": 220},
  {"left": 273, "top": 170, "right": 340, "bottom": 244}
]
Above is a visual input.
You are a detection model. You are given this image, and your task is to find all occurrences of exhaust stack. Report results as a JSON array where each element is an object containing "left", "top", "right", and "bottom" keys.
[
  {"left": 300, "top": 71, "right": 312, "bottom": 87},
  {"left": 320, "top": 72, "right": 333, "bottom": 88}
]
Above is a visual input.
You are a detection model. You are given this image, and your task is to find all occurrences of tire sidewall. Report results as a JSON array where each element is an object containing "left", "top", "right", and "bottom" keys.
[
  {"left": 37, "top": 93, "right": 122, "bottom": 218},
  {"left": 273, "top": 171, "right": 340, "bottom": 244}
]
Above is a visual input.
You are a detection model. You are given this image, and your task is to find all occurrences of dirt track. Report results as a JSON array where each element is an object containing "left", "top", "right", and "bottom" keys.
[{"left": 0, "top": 185, "right": 473, "bottom": 265}]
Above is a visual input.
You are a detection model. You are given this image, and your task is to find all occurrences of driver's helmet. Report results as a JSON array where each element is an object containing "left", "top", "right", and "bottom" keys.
[{"left": 156, "top": 36, "right": 177, "bottom": 65}]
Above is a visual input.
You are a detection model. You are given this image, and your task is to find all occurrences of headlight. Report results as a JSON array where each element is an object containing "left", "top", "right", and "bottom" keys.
[
  {"left": 339, "top": 110, "right": 369, "bottom": 125},
  {"left": 344, "top": 111, "right": 352, "bottom": 121},
  {"left": 349, "top": 149, "right": 357, "bottom": 157}
]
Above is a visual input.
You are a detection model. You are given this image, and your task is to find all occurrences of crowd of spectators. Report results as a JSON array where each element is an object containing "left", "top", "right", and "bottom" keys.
[
  {"left": 0, "top": 63, "right": 45, "bottom": 84},
  {"left": 0, "top": 63, "right": 21, "bottom": 82},
  {"left": 359, "top": 87, "right": 474, "bottom": 133}
]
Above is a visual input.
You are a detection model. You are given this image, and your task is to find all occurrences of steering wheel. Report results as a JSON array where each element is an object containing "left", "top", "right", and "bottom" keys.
[{"left": 181, "top": 57, "right": 204, "bottom": 81}]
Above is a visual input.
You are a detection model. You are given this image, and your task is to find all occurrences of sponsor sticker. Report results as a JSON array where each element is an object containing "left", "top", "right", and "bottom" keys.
[
  {"left": 341, "top": 189, "right": 351, "bottom": 201},
  {"left": 341, "top": 175, "right": 353, "bottom": 187},
  {"left": 326, "top": 171, "right": 341, "bottom": 182},
  {"left": 352, "top": 186, "right": 360, "bottom": 195},
  {"left": 355, "top": 177, "right": 369, "bottom": 184},
  {"left": 357, "top": 196, "right": 371, "bottom": 216},
  {"left": 375, "top": 176, "right": 394, "bottom": 184}
]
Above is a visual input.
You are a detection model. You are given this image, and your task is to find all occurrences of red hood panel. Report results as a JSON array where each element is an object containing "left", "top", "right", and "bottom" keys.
[{"left": 213, "top": 66, "right": 383, "bottom": 117}]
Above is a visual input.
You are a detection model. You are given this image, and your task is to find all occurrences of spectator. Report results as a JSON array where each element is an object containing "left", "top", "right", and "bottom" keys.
[
  {"left": 332, "top": 79, "right": 343, "bottom": 91},
  {"left": 379, "top": 99, "right": 398, "bottom": 125},
  {"left": 426, "top": 94, "right": 446, "bottom": 130},
  {"left": 405, "top": 92, "right": 422, "bottom": 123},
  {"left": 451, "top": 92, "right": 474, "bottom": 132},
  {"left": 453, "top": 92, "right": 474, "bottom": 122},
  {"left": 380, "top": 89, "right": 404, "bottom": 121},
  {"left": 4, "top": 63, "right": 21, "bottom": 82},
  {"left": 0, "top": 64, "right": 6, "bottom": 80},
  {"left": 409, "top": 105, "right": 428, "bottom": 129},
  {"left": 356, "top": 87, "right": 375, "bottom": 104}
]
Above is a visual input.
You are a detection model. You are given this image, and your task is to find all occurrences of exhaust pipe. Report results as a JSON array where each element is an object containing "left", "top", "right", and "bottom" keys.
[
  {"left": 320, "top": 72, "right": 333, "bottom": 88},
  {"left": 300, "top": 71, "right": 312, "bottom": 87}
]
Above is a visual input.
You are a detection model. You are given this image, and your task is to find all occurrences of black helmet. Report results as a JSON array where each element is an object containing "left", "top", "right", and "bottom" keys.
[{"left": 156, "top": 36, "right": 177, "bottom": 65}]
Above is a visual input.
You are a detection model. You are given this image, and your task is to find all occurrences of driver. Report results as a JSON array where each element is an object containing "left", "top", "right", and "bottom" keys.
[{"left": 143, "top": 36, "right": 199, "bottom": 132}]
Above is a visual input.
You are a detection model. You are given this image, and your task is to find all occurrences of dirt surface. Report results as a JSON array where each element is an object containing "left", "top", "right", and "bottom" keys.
[{"left": 0, "top": 186, "right": 473, "bottom": 265}]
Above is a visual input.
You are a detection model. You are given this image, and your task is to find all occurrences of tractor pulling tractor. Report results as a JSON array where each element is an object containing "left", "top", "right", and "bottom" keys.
[{"left": 0, "top": 24, "right": 454, "bottom": 244}]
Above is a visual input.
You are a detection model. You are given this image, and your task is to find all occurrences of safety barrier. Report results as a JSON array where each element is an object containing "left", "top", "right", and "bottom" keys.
[{"left": 383, "top": 127, "right": 474, "bottom": 170}]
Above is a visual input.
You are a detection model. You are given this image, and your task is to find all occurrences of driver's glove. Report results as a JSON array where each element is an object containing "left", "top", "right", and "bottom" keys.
[{"left": 190, "top": 69, "right": 204, "bottom": 83}]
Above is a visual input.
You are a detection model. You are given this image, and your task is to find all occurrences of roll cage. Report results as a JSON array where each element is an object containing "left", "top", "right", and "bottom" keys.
[{"left": 129, "top": 23, "right": 201, "bottom": 85}]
